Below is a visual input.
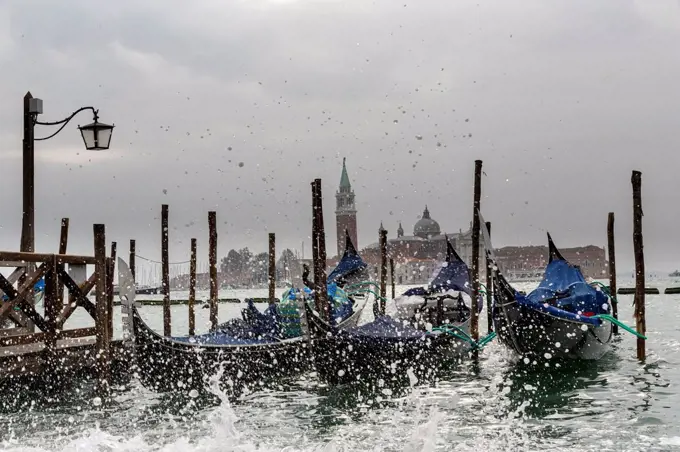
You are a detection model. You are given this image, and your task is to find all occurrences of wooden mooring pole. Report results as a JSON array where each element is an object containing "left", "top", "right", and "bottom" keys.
[
  {"left": 311, "top": 179, "right": 329, "bottom": 321},
  {"left": 94, "top": 224, "right": 111, "bottom": 394},
  {"left": 129, "top": 239, "right": 136, "bottom": 282},
  {"left": 209, "top": 211, "right": 218, "bottom": 331},
  {"left": 485, "top": 221, "right": 493, "bottom": 334},
  {"left": 189, "top": 238, "right": 197, "bottom": 336},
  {"left": 632, "top": 171, "right": 646, "bottom": 360},
  {"left": 161, "top": 204, "right": 171, "bottom": 336},
  {"left": 311, "top": 182, "right": 320, "bottom": 312},
  {"left": 107, "top": 242, "right": 116, "bottom": 340},
  {"left": 390, "top": 258, "right": 395, "bottom": 300},
  {"left": 607, "top": 213, "right": 619, "bottom": 335},
  {"left": 470, "top": 160, "right": 483, "bottom": 342},
  {"left": 57, "top": 218, "right": 69, "bottom": 306},
  {"left": 379, "top": 229, "right": 388, "bottom": 314},
  {"left": 268, "top": 233, "right": 276, "bottom": 303}
]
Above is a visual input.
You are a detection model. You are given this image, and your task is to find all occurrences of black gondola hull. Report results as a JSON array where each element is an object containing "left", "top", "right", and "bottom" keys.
[
  {"left": 492, "top": 301, "right": 612, "bottom": 361},
  {"left": 131, "top": 306, "right": 311, "bottom": 396},
  {"left": 305, "top": 305, "right": 471, "bottom": 387}
]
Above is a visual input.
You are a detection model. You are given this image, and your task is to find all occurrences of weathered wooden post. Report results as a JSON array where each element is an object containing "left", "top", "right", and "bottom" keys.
[
  {"left": 129, "top": 239, "right": 136, "bottom": 282},
  {"left": 209, "top": 211, "right": 218, "bottom": 331},
  {"left": 311, "top": 179, "right": 329, "bottom": 321},
  {"left": 316, "top": 180, "right": 329, "bottom": 319},
  {"left": 269, "top": 233, "right": 276, "bottom": 303},
  {"left": 485, "top": 221, "right": 493, "bottom": 334},
  {"left": 390, "top": 258, "right": 395, "bottom": 299},
  {"left": 379, "top": 229, "right": 388, "bottom": 314},
  {"left": 107, "top": 242, "right": 117, "bottom": 340},
  {"left": 470, "top": 160, "right": 483, "bottom": 342},
  {"left": 607, "top": 212, "right": 619, "bottom": 335},
  {"left": 189, "top": 238, "right": 197, "bottom": 336},
  {"left": 632, "top": 171, "right": 645, "bottom": 360},
  {"left": 311, "top": 181, "right": 321, "bottom": 316},
  {"left": 161, "top": 204, "right": 171, "bottom": 336},
  {"left": 57, "top": 218, "right": 69, "bottom": 305},
  {"left": 44, "top": 255, "right": 59, "bottom": 356},
  {"left": 94, "top": 224, "right": 110, "bottom": 394}
]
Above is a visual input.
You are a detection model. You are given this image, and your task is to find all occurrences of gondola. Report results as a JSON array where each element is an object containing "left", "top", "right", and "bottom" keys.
[
  {"left": 486, "top": 227, "right": 613, "bottom": 361},
  {"left": 327, "top": 230, "right": 371, "bottom": 288},
  {"left": 118, "top": 252, "right": 368, "bottom": 395},
  {"left": 304, "top": 237, "right": 476, "bottom": 388},
  {"left": 392, "top": 237, "right": 481, "bottom": 330}
]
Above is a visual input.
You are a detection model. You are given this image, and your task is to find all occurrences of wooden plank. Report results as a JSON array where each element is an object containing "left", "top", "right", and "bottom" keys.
[
  {"left": 57, "top": 270, "right": 98, "bottom": 324},
  {"left": 0, "top": 264, "right": 47, "bottom": 324},
  {"left": 0, "top": 262, "right": 28, "bottom": 268},
  {"left": 7, "top": 310, "right": 31, "bottom": 328},
  {"left": 0, "top": 327, "right": 31, "bottom": 338},
  {"left": 0, "top": 267, "right": 27, "bottom": 298},
  {"left": 0, "top": 251, "right": 95, "bottom": 265},
  {"left": 0, "top": 327, "right": 96, "bottom": 347}
]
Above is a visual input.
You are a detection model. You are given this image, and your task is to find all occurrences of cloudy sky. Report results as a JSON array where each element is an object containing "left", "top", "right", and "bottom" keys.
[{"left": 1, "top": 0, "right": 679, "bottom": 272}]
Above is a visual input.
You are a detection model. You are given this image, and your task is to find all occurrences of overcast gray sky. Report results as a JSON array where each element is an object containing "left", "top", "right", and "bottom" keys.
[{"left": 1, "top": 0, "right": 679, "bottom": 272}]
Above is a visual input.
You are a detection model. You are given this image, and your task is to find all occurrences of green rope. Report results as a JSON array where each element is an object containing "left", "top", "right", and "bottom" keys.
[
  {"left": 432, "top": 325, "right": 497, "bottom": 349},
  {"left": 346, "top": 281, "right": 381, "bottom": 291},
  {"left": 589, "top": 281, "right": 618, "bottom": 304},
  {"left": 592, "top": 314, "right": 647, "bottom": 340},
  {"left": 478, "top": 331, "right": 497, "bottom": 348}
]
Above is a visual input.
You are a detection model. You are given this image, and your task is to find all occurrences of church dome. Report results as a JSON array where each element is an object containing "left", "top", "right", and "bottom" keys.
[{"left": 414, "top": 206, "right": 441, "bottom": 238}]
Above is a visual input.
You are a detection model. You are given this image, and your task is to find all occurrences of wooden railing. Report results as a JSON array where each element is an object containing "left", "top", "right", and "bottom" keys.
[{"left": 0, "top": 224, "right": 114, "bottom": 389}]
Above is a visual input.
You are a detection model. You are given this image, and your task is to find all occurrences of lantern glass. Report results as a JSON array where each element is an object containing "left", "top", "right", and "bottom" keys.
[{"left": 78, "top": 121, "right": 114, "bottom": 150}]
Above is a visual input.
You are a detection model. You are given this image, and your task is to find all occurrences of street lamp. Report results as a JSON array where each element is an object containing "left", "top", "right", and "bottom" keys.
[{"left": 20, "top": 91, "right": 115, "bottom": 253}]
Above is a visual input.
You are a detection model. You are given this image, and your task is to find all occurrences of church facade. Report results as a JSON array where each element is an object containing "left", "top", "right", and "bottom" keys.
[{"left": 360, "top": 206, "right": 484, "bottom": 279}]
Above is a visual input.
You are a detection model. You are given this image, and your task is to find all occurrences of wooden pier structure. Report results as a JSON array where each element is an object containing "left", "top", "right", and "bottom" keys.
[{"left": 0, "top": 225, "right": 124, "bottom": 393}]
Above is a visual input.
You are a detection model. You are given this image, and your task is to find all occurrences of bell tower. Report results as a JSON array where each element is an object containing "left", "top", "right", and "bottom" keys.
[{"left": 335, "top": 158, "right": 358, "bottom": 256}]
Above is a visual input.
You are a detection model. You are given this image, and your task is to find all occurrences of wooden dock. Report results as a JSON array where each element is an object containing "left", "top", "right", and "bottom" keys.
[
  {"left": 0, "top": 338, "right": 126, "bottom": 382},
  {"left": 0, "top": 224, "right": 119, "bottom": 393}
]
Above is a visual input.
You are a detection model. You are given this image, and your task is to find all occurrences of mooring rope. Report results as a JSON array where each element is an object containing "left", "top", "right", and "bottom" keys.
[
  {"left": 589, "top": 281, "right": 618, "bottom": 304},
  {"left": 133, "top": 254, "right": 191, "bottom": 265},
  {"left": 432, "top": 325, "right": 497, "bottom": 349},
  {"left": 591, "top": 314, "right": 646, "bottom": 339}
]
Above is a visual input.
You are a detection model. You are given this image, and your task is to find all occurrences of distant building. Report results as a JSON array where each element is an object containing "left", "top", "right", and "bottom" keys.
[
  {"left": 495, "top": 244, "right": 608, "bottom": 279},
  {"left": 357, "top": 206, "right": 484, "bottom": 284},
  {"left": 335, "top": 158, "right": 358, "bottom": 257}
]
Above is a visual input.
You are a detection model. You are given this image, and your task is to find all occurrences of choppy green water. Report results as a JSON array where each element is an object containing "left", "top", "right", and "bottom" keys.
[{"left": 1, "top": 280, "right": 678, "bottom": 451}]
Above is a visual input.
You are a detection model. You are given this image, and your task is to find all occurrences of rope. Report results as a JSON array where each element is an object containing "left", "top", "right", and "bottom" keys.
[
  {"left": 346, "top": 281, "right": 381, "bottom": 291},
  {"left": 589, "top": 281, "right": 618, "bottom": 304},
  {"left": 592, "top": 314, "right": 646, "bottom": 339},
  {"left": 133, "top": 254, "right": 191, "bottom": 265},
  {"left": 432, "top": 324, "right": 497, "bottom": 349}
]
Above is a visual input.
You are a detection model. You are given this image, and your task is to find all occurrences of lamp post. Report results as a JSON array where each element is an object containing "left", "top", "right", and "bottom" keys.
[{"left": 20, "top": 91, "right": 114, "bottom": 254}]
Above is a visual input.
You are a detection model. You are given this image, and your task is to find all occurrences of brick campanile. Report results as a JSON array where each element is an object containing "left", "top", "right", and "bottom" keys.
[{"left": 335, "top": 157, "right": 358, "bottom": 256}]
